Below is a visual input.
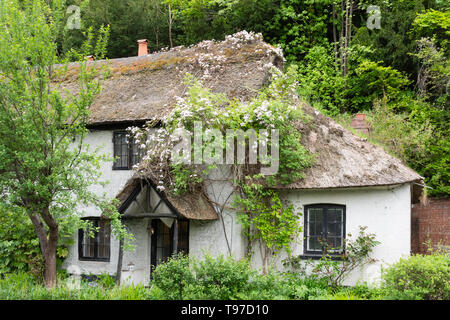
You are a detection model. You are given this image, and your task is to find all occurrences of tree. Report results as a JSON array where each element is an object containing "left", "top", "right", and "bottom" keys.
[
  {"left": 353, "top": 0, "right": 430, "bottom": 77},
  {"left": 0, "top": 0, "right": 130, "bottom": 287},
  {"left": 265, "top": 0, "right": 331, "bottom": 62},
  {"left": 61, "top": 0, "right": 171, "bottom": 59}
]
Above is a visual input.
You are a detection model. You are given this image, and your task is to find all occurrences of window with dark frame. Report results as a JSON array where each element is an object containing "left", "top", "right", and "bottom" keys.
[
  {"left": 304, "top": 204, "right": 345, "bottom": 255},
  {"left": 113, "top": 131, "right": 141, "bottom": 170},
  {"left": 78, "top": 218, "right": 111, "bottom": 261}
]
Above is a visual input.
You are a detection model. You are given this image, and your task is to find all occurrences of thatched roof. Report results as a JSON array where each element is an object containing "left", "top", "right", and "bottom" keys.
[
  {"left": 56, "top": 32, "right": 283, "bottom": 126},
  {"left": 57, "top": 32, "right": 422, "bottom": 215},
  {"left": 116, "top": 175, "right": 218, "bottom": 221},
  {"left": 281, "top": 104, "right": 423, "bottom": 189}
]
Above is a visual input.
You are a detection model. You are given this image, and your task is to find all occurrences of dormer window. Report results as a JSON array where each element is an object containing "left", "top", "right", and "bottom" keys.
[{"left": 113, "top": 131, "right": 141, "bottom": 170}]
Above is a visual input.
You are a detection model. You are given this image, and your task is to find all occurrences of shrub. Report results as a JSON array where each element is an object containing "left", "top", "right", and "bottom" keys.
[
  {"left": 151, "top": 254, "right": 335, "bottom": 300},
  {"left": 382, "top": 252, "right": 450, "bottom": 300},
  {"left": 284, "top": 226, "right": 380, "bottom": 289},
  {"left": 151, "top": 253, "right": 194, "bottom": 300},
  {"left": 97, "top": 273, "right": 116, "bottom": 289},
  {"left": 244, "top": 269, "right": 332, "bottom": 300},
  {"left": 188, "top": 254, "right": 254, "bottom": 300}
]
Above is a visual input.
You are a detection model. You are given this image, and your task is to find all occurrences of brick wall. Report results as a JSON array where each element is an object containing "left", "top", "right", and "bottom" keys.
[{"left": 411, "top": 198, "right": 450, "bottom": 254}]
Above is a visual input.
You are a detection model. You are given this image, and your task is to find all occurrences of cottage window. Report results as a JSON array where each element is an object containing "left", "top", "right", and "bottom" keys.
[
  {"left": 304, "top": 204, "right": 345, "bottom": 255},
  {"left": 78, "top": 218, "right": 111, "bottom": 261},
  {"left": 113, "top": 131, "right": 141, "bottom": 170}
]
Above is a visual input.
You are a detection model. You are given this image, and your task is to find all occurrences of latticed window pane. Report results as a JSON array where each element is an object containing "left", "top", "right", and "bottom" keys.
[
  {"left": 307, "top": 208, "right": 324, "bottom": 252},
  {"left": 79, "top": 218, "right": 111, "bottom": 261},
  {"left": 327, "top": 208, "right": 344, "bottom": 251},
  {"left": 113, "top": 131, "right": 140, "bottom": 169},
  {"left": 131, "top": 141, "right": 141, "bottom": 167},
  {"left": 113, "top": 132, "right": 129, "bottom": 169},
  {"left": 97, "top": 220, "right": 111, "bottom": 259},
  {"left": 82, "top": 235, "right": 95, "bottom": 258},
  {"left": 305, "top": 205, "right": 345, "bottom": 255}
]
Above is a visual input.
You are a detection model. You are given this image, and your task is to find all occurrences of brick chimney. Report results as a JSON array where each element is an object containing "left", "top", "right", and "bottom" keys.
[
  {"left": 351, "top": 113, "right": 370, "bottom": 135},
  {"left": 137, "top": 39, "right": 149, "bottom": 56},
  {"left": 85, "top": 55, "right": 94, "bottom": 61}
]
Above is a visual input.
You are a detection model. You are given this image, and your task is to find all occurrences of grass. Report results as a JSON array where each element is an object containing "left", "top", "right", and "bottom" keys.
[
  {"left": 0, "top": 273, "right": 154, "bottom": 300},
  {"left": 0, "top": 271, "right": 384, "bottom": 300}
]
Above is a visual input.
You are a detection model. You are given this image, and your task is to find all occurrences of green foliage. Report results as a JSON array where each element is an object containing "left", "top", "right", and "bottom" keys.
[
  {"left": 353, "top": 0, "right": 427, "bottom": 75},
  {"left": 346, "top": 60, "right": 411, "bottom": 111},
  {"left": 59, "top": 0, "right": 172, "bottom": 58},
  {"left": 412, "top": 8, "right": 450, "bottom": 51},
  {"left": 190, "top": 254, "right": 254, "bottom": 299},
  {"left": 296, "top": 45, "right": 346, "bottom": 115},
  {"left": 364, "top": 100, "right": 449, "bottom": 196},
  {"left": 165, "top": 0, "right": 276, "bottom": 46},
  {"left": 151, "top": 254, "right": 334, "bottom": 300},
  {"left": 246, "top": 271, "right": 330, "bottom": 300},
  {"left": 151, "top": 253, "right": 194, "bottom": 300},
  {"left": 152, "top": 253, "right": 254, "bottom": 300},
  {"left": 412, "top": 37, "right": 449, "bottom": 102},
  {"left": 265, "top": 0, "right": 331, "bottom": 62},
  {"left": 0, "top": 272, "right": 151, "bottom": 300},
  {"left": 285, "top": 226, "right": 380, "bottom": 288},
  {"left": 234, "top": 182, "right": 301, "bottom": 259},
  {"left": 151, "top": 255, "right": 382, "bottom": 300},
  {"left": 381, "top": 251, "right": 450, "bottom": 300},
  {"left": 295, "top": 44, "right": 412, "bottom": 113},
  {"left": 0, "top": 0, "right": 134, "bottom": 286},
  {"left": 1, "top": 251, "right": 448, "bottom": 300},
  {"left": 0, "top": 205, "right": 74, "bottom": 277},
  {"left": 95, "top": 273, "right": 116, "bottom": 289},
  {"left": 0, "top": 207, "right": 43, "bottom": 276}
]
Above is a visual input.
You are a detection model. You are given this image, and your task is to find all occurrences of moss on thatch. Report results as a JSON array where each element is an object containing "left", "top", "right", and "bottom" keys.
[{"left": 54, "top": 34, "right": 283, "bottom": 126}]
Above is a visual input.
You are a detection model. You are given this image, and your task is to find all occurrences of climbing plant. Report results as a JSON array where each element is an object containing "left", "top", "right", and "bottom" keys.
[{"left": 130, "top": 43, "right": 311, "bottom": 270}]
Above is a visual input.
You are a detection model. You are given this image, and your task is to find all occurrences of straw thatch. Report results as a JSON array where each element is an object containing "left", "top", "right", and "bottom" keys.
[
  {"left": 57, "top": 33, "right": 422, "bottom": 218},
  {"left": 55, "top": 33, "right": 283, "bottom": 126},
  {"left": 116, "top": 175, "right": 218, "bottom": 221},
  {"left": 282, "top": 104, "right": 423, "bottom": 189}
]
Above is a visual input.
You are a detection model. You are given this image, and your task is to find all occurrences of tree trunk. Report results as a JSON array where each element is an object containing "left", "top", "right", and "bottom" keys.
[
  {"left": 339, "top": 0, "right": 345, "bottom": 73},
  {"left": 343, "top": 0, "right": 349, "bottom": 77},
  {"left": 43, "top": 226, "right": 58, "bottom": 288},
  {"left": 168, "top": 4, "right": 173, "bottom": 48},
  {"left": 29, "top": 210, "right": 59, "bottom": 288},
  {"left": 344, "top": 0, "right": 353, "bottom": 77},
  {"left": 43, "top": 245, "right": 57, "bottom": 287},
  {"left": 332, "top": 2, "right": 338, "bottom": 67}
]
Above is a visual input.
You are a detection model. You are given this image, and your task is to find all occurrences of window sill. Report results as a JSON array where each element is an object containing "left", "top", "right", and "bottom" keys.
[
  {"left": 299, "top": 254, "right": 344, "bottom": 261},
  {"left": 112, "top": 167, "right": 131, "bottom": 171},
  {"left": 78, "top": 258, "right": 110, "bottom": 262}
]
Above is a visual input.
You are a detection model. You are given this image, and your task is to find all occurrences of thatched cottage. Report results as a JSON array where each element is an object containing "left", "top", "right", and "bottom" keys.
[{"left": 62, "top": 32, "right": 424, "bottom": 286}]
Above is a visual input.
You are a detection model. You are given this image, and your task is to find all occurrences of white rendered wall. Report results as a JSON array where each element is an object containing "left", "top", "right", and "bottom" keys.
[
  {"left": 281, "top": 183, "right": 411, "bottom": 285},
  {"left": 190, "top": 183, "right": 411, "bottom": 285},
  {"left": 63, "top": 131, "right": 412, "bottom": 286},
  {"left": 62, "top": 129, "right": 133, "bottom": 277}
]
